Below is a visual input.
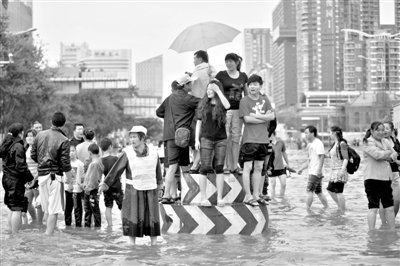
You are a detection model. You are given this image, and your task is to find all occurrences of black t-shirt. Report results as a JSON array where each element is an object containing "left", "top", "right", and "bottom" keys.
[
  {"left": 215, "top": 71, "right": 248, "bottom": 110},
  {"left": 70, "top": 136, "right": 84, "bottom": 148},
  {"left": 197, "top": 104, "right": 227, "bottom": 141},
  {"left": 102, "top": 155, "right": 120, "bottom": 189}
]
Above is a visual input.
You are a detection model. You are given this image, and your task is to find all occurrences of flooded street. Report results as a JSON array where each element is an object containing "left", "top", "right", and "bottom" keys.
[{"left": 1, "top": 148, "right": 399, "bottom": 265}]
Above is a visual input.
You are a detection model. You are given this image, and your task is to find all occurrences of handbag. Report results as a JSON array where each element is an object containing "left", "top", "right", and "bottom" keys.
[{"left": 168, "top": 98, "right": 191, "bottom": 148}]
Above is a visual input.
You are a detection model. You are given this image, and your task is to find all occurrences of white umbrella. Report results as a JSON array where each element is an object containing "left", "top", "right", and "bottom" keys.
[{"left": 169, "top": 21, "right": 241, "bottom": 53}]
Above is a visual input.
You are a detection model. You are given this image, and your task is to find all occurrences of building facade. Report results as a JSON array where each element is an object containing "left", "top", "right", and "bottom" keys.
[
  {"left": 0, "top": 0, "right": 32, "bottom": 32},
  {"left": 360, "top": 0, "right": 380, "bottom": 35},
  {"left": 135, "top": 55, "right": 163, "bottom": 97},
  {"left": 123, "top": 96, "right": 162, "bottom": 118},
  {"left": 243, "top": 28, "right": 271, "bottom": 73},
  {"left": 60, "top": 43, "right": 132, "bottom": 81},
  {"left": 271, "top": 0, "right": 297, "bottom": 108},
  {"left": 396, "top": 0, "right": 400, "bottom": 34}
]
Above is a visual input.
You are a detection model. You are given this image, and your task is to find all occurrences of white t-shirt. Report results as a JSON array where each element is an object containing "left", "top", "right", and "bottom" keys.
[
  {"left": 64, "top": 159, "right": 84, "bottom": 192},
  {"left": 307, "top": 138, "right": 325, "bottom": 176}
]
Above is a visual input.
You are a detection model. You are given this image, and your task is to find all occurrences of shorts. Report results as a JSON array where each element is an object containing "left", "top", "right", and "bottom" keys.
[
  {"left": 326, "top": 181, "right": 345, "bottom": 193},
  {"left": 307, "top": 175, "right": 323, "bottom": 194},
  {"left": 199, "top": 138, "right": 227, "bottom": 175},
  {"left": 269, "top": 169, "right": 286, "bottom": 177},
  {"left": 38, "top": 174, "right": 65, "bottom": 215},
  {"left": 240, "top": 143, "right": 270, "bottom": 163},
  {"left": 364, "top": 179, "right": 394, "bottom": 209},
  {"left": 166, "top": 140, "right": 190, "bottom": 166},
  {"left": 2, "top": 174, "right": 27, "bottom": 211},
  {"left": 104, "top": 188, "right": 123, "bottom": 209}
]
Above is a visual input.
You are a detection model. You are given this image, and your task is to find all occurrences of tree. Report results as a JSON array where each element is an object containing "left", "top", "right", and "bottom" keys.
[{"left": 0, "top": 16, "right": 65, "bottom": 132}]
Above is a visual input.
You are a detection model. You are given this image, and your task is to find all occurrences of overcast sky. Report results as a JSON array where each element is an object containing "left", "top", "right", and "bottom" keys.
[{"left": 32, "top": 0, "right": 395, "bottom": 96}]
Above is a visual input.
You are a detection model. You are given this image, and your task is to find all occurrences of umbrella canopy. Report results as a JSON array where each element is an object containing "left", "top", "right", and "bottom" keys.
[{"left": 169, "top": 21, "right": 241, "bottom": 53}]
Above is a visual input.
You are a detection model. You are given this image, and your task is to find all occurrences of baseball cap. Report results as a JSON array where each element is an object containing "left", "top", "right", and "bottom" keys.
[
  {"left": 129, "top": 125, "right": 147, "bottom": 135},
  {"left": 175, "top": 73, "right": 198, "bottom": 86}
]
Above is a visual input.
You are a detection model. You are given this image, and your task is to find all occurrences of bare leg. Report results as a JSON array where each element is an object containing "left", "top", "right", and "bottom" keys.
[
  {"left": 191, "top": 150, "right": 201, "bottom": 170},
  {"left": 242, "top": 161, "right": 253, "bottom": 200},
  {"left": 336, "top": 193, "right": 346, "bottom": 211},
  {"left": 329, "top": 191, "right": 339, "bottom": 206},
  {"left": 306, "top": 191, "right": 314, "bottom": 209},
  {"left": 163, "top": 163, "right": 178, "bottom": 198},
  {"left": 45, "top": 214, "right": 58, "bottom": 235},
  {"left": 129, "top": 236, "right": 136, "bottom": 245},
  {"left": 384, "top": 206, "right": 396, "bottom": 230},
  {"left": 231, "top": 141, "right": 241, "bottom": 171},
  {"left": 11, "top": 211, "right": 22, "bottom": 234},
  {"left": 7, "top": 211, "right": 12, "bottom": 231},
  {"left": 317, "top": 192, "right": 329, "bottom": 208},
  {"left": 270, "top": 177, "right": 277, "bottom": 199},
  {"left": 368, "top": 208, "right": 378, "bottom": 230},
  {"left": 150, "top": 236, "right": 157, "bottom": 245},
  {"left": 26, "top": 190, "right": 37, "bottom": 222},
  {"left": 378, "top": 202, "right": 387, "bottom": 225},
  {"left": 216, "top": 173, "right": 224, "bottom": 202},
  {"left": 199, "top": 174, "right": 207, "bottom": 202},
  {"left": 278, "top": 174, "right": 287, "bottom": 197},
  {"left": 105, "top": 207, "right": 113, "bottom": 226},
  {"left": 252, "top": 161, "right": 264, "bottom": 199}
]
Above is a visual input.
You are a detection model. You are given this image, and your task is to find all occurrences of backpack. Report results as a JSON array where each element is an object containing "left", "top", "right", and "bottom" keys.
[{"left": 338, "top": 142, "right": 361, "bottom": 174}]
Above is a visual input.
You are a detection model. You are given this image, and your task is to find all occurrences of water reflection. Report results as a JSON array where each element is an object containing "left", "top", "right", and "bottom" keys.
[{"left": 0, "top": 148, "right": 399, "bottom": 265}]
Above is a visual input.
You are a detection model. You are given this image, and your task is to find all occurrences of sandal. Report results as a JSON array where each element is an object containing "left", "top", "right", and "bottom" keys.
[
  {"left": 217, "top": 200, "right": 226, "bottom": 207},
  {"left": 160, "top": 197, "right": 175, "bottom": 204},
  {"left": 257, "top": 198, "right": 268, "bottom": 205},
  {"left": 223, "top": 169, "right": 231, "bottom": 174},
  {"left": 244, "top": 198, "right": 259, "bottom": 207}
]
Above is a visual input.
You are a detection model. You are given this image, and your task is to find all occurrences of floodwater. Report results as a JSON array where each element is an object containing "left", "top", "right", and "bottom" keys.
[{"left": 0, "top": 148, "right": 399, "bottom": 265}]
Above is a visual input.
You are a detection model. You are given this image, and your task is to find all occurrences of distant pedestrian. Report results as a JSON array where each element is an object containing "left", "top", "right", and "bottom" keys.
[
  {"left": 298, "top": 125, "right": 329, "bottom": 210},
  {"left": 31, "top": 112, "right": 73, "bottom": 235},
  {"left": 325, "top": 126, "right": 348, "bottom": 212},
  {"left": 100, "top": 138, "right": 121, "bottom": 227},
  {"left": 216, "top": 53, "right": 248, "bottom": 175},
  {"left": 363, "top": 121, "right": 397, "bottom": 230},
  {"left": 82, "top": 143, "right": 103, "bottom": 228},
  {"left": 64, "top": 145, "right": 84, "bottom": 227},
  {"left": 70, "top": 123, "right": 84, "bottom": 147},
  {"left": 0, "top": 123, "right": 34, "bottom": 234},
  {"left": 195, "top": 80, "right": 230, "bottom": 206},
  {"left": 32, "top": 121, "right": 43, "bottom": 133}
]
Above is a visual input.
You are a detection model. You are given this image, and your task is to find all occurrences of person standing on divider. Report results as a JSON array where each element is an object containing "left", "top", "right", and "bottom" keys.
[
  {"left": 298, "top": 125, "right": 329, "bottom": 210},
  {"left": 82, "top": 143, "right": 103, "bottom": 228},
  {"left": 188, "top": 50, "right": 217, "bottom": 174},
  {"left": 239, "top": 74, "right": 274, "bottom": 207},
  {"left": 325, "top": 126, "right": 349, "bottom": 212},
  {"left": 64, "top": 145, "right": 84, "bottom": 227},
  {"left": 156, "top": 74, "right": 200, "bottom": 204},
  {"left": 0, "top": 123, "right": 34, "bottom": 234},
  {"left": 216, "top": 53, "right": 248, "bottom": 175},
  {"left": 195, "top": 80, "right": 230, "bottom": 206},
  {"left": 31, "top": 112, "right": 73, "bottom": 235},
  {"left": 362, "top": 121, "right": 397, "bottom": 230},
  {"left": 99, "top": 126, "right": 163, "bottom": 245},
  {"left": 100, "top": 138, "right": 122, "bottom": 227}
]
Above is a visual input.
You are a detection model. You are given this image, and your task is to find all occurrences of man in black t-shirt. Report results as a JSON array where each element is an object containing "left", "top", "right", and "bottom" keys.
[
  {"left": 100, "top": 138, "right": 122, "bottom": 227},
  {"left": 70, "top": 123, "right": 84, "bottom": 147}
]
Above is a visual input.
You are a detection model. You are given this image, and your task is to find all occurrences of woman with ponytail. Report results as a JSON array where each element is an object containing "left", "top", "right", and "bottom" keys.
[
  {"left": 195, "top": 80, "right": 230, "bottom": 206},
  {"left": 363, "top": 121, "right": 397, "bottom": 230},
  {"left": 215, "top": 53, "right": 248, "bottom": 175},
  {"left": 326, "top": 126, "right": 348, "bottom": 212},
  {"left": 379, "top": 121, "right": 400, "bottom": 222}
]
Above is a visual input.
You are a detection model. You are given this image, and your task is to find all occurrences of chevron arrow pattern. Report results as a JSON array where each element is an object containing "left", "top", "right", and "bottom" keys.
[
  {"left": 159, "top": 203, "right": 268, "bottom": 235},
  {"left": 181, "top": 173, "right": 246, "bottom": 205}
]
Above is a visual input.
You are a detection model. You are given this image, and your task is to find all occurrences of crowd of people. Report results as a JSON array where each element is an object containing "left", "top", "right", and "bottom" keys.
[{"left": 1, "top": 50, "right": 399, "bottom": 246}]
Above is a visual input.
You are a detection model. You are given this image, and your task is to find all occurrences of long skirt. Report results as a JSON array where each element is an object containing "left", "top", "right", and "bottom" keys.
[{"left": 122, "top": 186, "right": 160, "bottom": 237}]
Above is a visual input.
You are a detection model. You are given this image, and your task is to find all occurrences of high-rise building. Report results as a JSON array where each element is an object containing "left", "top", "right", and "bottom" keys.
[
  {"left": 296, "top": 0, "right": 361, "bottom": 94},
  {"left": 135, "top": 55, "right": 163, "bottom": 97},
  {"left": 0, "top": 0, "right": 32, "bottom": 32},
  {"left": 243, "top": 28, "right": 271, "bottom": 73},
  {"left": 271, "top": 0, "right": 297, "bottom": 108},
  {"left": 360, "top": 0, "right": 380, "bottom": 35},
  {"left": 60, "top": 43, "right": 132, "bottom": 81},
  {"left": 396, "top": 0, "right": 400, "bottom": 32}
]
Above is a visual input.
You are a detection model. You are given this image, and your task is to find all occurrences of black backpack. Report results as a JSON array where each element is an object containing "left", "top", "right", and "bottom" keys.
[{"left": 338, "top": 142, "right": 361, "bottom": 174}]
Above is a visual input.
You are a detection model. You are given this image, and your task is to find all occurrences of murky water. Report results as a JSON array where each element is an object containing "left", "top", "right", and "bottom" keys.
[{"left": 1, "top": 149, "right": 399, "bottom": 265}]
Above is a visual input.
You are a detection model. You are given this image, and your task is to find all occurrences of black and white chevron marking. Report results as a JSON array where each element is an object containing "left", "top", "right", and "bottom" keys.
[
  {"left": 181, "top": 173, "right": 246, "bottom": 205},
  {"left": 159, "top": 203, "right": 269, "bottom": 235}
]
